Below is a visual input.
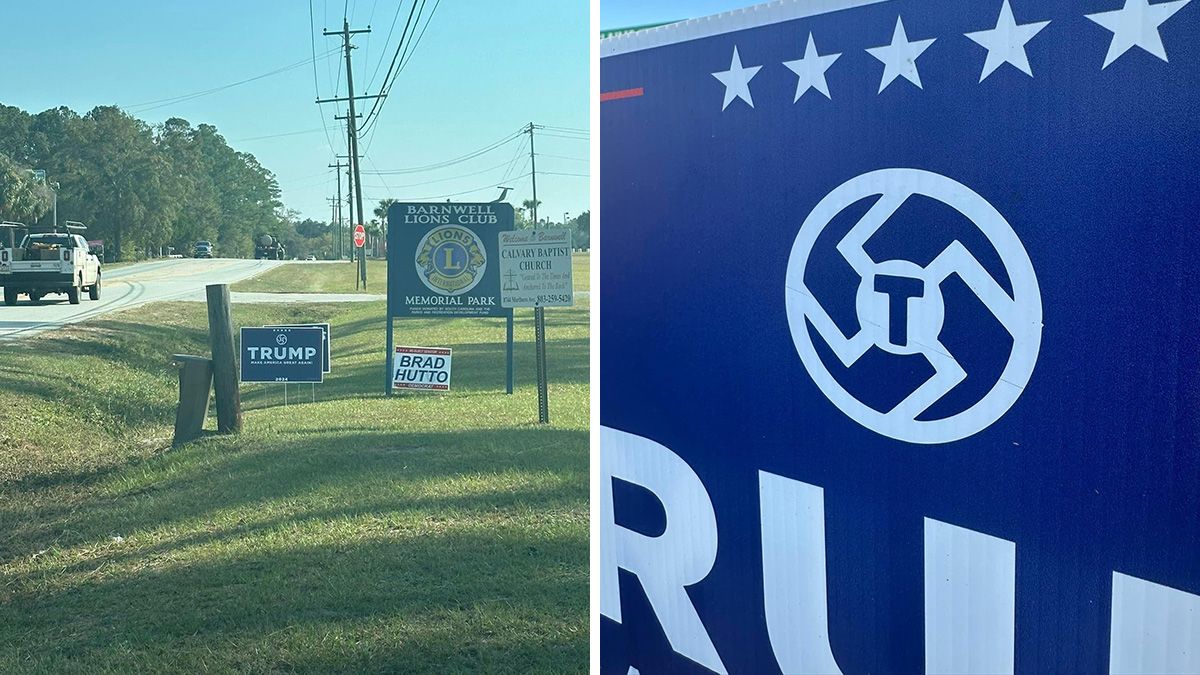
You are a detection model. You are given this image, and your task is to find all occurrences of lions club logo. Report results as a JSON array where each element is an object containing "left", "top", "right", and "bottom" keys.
[{"left": 415, "top": 225, "right": 487, "bottom": 295}]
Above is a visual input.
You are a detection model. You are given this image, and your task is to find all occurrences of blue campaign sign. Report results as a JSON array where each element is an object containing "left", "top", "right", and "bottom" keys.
[
  {"left": 601, "top": 1, "right": 1200, "bottom": 674},
  {"left": 267, "top": 323, "right": 331, "bottom": 373},
  {"left": 240, "top": 327, "right": 324, "bottom": 383}
]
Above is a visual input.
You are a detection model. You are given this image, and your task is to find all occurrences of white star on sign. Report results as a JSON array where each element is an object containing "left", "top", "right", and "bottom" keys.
[
  {"left": 712, "top": 46, "right": 762, "bottom": 110},
  {"left": 1086, "top": 0, "right": 1191, "bottom": 69},
  {"left": 782, "top": 33, "right": 841, "bottom": 101},
  {"left": 866, "top": 17, "right": 937, "bottom": 93},
  {"left": 965, "top": 1, "right": 1051, "bottom": 82}
]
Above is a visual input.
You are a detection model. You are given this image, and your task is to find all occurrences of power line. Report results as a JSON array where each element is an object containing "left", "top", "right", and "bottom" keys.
[
  {"left": 538, "top": 124, "right": 589, "bottom": 135},
  {"left": 361, "top": 0, "right": 421, "bottom": 131},
  {"left": 539, "top": 171, "right": 589, "bottom": 178},
  {"left": 536, "top": 132, "right": 590, "bottom": 141},
  {"left": 365, "top": 0, "right": 413, "bottom": 93},
  {"left": 536, "top": 152, "right": 588, "bottom": 162},
  {"left": 310, "top": 0, "right": 338, "bottom": 156},
  {"left": 233, "top": 127, "right": 326, "bottom": 143},
  {"left": 361, "top": 158, "right": 515, "bottom": 188},
  {"left": 363, "top": 128, "right": 524, "bottom": 174},
  {"left": 126, "top": 48, "right": 338, "bottom": 114},
  {"left": 360, "top": 0, "right": 441, "bottom": 141},
  {"left": 367, "top": 172, "right": 531, "bottom": 202}
]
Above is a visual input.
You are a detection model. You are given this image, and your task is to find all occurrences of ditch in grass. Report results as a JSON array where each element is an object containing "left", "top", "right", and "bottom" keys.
[{"left": 0, "top": 296, "right": 588, "bottom": 673}]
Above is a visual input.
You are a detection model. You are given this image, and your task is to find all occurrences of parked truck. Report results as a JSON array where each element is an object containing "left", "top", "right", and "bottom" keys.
[
  {"left": 253, "top": 234, "right": 286, "bottom": 260},
  {"left": 0, "top": 223, "right": 101, "bottom": 305}
]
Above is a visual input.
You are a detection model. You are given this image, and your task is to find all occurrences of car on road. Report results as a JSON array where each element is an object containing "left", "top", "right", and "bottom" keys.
[
  {"left": 194, "top": 240, "right": 214, "bottom": 258},
  {"left": 1, "top": 230, "right": 102, "bottom": 305},
  {"left": 305, "top": 254, "right": 317, "bottom": 261}
]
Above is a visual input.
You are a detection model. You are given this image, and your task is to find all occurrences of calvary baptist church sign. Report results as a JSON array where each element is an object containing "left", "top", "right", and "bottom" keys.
[{"left": 601, "top": 0, "right": 1200, "bottom": 673}]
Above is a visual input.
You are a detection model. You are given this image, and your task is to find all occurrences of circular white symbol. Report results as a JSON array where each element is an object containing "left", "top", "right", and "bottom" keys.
[
  {"left": 784, "top": 169, "right": 1042, "bottom": 444},
  {"left": 275, "top": 333, "right": 288, "bottom": 346}
]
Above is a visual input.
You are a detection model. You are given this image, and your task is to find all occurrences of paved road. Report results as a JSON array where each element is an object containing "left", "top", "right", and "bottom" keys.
[{"left": 0, "top": 258, "right": 281, "bottom": 341}]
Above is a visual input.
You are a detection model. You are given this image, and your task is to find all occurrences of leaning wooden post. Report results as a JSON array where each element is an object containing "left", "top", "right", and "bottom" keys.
[{"left": 206, "top": 283, "right": 242, "bottom": 433}]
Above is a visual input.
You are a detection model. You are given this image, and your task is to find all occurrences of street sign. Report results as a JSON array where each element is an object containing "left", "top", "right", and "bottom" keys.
[
  {"left": 266, "top": 323, "right": 330, "bottom": 373},
  {"left": 239, "top": 327, "right": 324, "bottom": 383},
  {"left": 392, "top": 346, "right": 452, "bottom": 391},
  {"left": 499, "top": 228, "right": 574, "bottom": 308},
  {"left": 353, "top": 223, "right": 366, "bottom": 248},
  {"left": 601, "top": 1, "right": 1200, "bottom": 674}
]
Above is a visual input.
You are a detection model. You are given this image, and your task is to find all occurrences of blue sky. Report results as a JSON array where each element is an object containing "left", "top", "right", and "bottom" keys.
[
  {"left": 601, "top": 0, "right": 760, "bottom": 29},
  {"left": 0, "top": 0, "right": 589, "bottom": 224}
]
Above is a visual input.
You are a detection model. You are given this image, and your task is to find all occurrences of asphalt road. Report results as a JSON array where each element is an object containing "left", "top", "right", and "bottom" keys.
[{"left": 0, "top": 258, "right": 281, "bottom": 341}]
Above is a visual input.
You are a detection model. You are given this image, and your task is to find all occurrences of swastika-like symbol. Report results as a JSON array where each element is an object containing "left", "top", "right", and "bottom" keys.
[
  {"left": 275, "top": 333, "right": 288, "bottom": 346},
  {"left": 784, "top": 169, "right": 1042, "bottom": 444}
]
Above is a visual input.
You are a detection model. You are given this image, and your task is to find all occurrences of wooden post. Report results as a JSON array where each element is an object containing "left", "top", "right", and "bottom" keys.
[{"left": 206, "top": 283, "right": 242, "bottom": 433}]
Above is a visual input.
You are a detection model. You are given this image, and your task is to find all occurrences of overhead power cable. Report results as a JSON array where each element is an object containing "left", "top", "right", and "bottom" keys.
[
  {"left": 310, "top": 0, "right": 339, "bottom": 156},
  {"left": 362, "top": 128, "right": 524, "bottom": 175},
  {"left": 360, "top": 0, "right": 442, "bottom": 143},
  {"left": 361, "top": 0, "right": 422, "bottom": 132},
  {"left": 125, "top": 47, "right": 339, "bottom": 114},
  {"left": 366, "top": 171, "right": 531, "bottom": 202}
]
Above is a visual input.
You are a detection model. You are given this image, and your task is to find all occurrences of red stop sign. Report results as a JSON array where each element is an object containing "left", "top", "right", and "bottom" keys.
[{"left": 353, "top": 224, "right": 366, "bottom": 248}]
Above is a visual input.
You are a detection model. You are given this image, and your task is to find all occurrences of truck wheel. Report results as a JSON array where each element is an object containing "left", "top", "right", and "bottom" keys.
[
  {"left": 2, "top": 287, "right": 17, "bottom": 306},
  {"left": 67, "top": 285, "right": 81, "bottom": 305},
  {"left": 89, "top": 276, "right": 101, "bottom": 301}
]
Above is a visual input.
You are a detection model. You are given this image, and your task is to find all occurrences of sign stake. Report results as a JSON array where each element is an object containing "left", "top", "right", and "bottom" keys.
[{"left": 535, "top": 305, "right": 549, "bottom": 424}]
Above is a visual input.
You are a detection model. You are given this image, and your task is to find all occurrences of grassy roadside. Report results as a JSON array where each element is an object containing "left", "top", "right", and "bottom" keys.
[
  {"left": 232, "top": 252, "right": 590, "bottom": 294},
  {"left": 0, "top": 279, "right": 588, "bottom": 670}
]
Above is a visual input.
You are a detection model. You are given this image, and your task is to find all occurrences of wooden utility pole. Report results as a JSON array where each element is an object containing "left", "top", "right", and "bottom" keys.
[
  {"left": 526, "top": 122, "right": 550, "bottom": 424},
  {"left": 321, "top": 20, "right": 376, "bottom": 290},
  {"left": 328, "top": 160, "right": 347, "bottom": 259},
  {"left": 206, "top": 284, "right": 242, "bottom": 433}
]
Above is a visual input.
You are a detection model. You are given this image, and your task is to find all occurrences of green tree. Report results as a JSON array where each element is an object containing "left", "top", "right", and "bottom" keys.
[{"left": 0, "top": 153, "right": 53, "bottom": 223}]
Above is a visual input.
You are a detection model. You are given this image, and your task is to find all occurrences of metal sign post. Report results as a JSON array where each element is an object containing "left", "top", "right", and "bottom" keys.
[
  {"left": 534, "top": 306, "right": 549, "bottom": 423},
  {"left": 498, "top": 228, "right": 573, "bottom": 424}
]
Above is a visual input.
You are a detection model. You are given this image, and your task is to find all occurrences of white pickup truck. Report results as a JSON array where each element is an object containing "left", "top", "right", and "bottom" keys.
[{"left": 0, "top": 232, "right": 102, "bottom": 306}]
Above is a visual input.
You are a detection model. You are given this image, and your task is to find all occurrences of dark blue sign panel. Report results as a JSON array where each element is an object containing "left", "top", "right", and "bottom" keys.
[
  {"left": 386, "top": 202, "right": 513, "bottom": 318},
  {"left": 267, "top": 323, "right": 331, "bottom": 373},
  {"left": 601, "top": 1, "right": 1200, "bottom": 673},
  {"left": 240, "top": 327, "right": 324, "bottom": 383}
]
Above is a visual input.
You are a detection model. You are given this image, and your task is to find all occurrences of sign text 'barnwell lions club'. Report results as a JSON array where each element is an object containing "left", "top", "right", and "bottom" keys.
[
  {"left": 602, "top": 0, "right": 1200, "bottom": 673},
  {"left": 387, "top": 202, "right": 513, "bottom": 318}
]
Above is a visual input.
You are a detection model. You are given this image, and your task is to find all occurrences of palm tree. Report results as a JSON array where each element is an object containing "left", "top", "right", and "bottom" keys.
[
  {"left": 374, "top": 198, "right": 397, "bottom": 222},
  {"left": 521, "top": 198, "right": 542, "bottom": 229}
]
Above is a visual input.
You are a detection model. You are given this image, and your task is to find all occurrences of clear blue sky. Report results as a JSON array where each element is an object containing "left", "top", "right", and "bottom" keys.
[
  {"left": 0, "top": 0, "right": 589, "bottom": 224},
  {"left": 601, "top": 0, "right": 760, "bottom": 30}
]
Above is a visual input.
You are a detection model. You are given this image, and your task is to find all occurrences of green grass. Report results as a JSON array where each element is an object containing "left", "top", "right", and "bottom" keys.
[
  {"left": 231, "top": 253, "right": 591, "bottom": 295},
  {"left": 231, "top": 260, "right": 387, "bottom": 294},
  {"left": 0, "top": 295, "right": 588, "bottom": 672}
]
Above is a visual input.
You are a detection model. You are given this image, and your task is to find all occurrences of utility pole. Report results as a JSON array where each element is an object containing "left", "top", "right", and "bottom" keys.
[
  {"left": 334, "top": 111, "right": 359, "bottom": 260},
  {"left": 526, "top": 123, "right": 540, "bottom": 226},
  {"left": 328, "top": 160, "right": 347, "bottom": 258},
  {"left": 321, "top": 19, "right": 376, "bottom": 290},
  {"left": 525, "top": 122, "right": 550, "bottom": 424}
]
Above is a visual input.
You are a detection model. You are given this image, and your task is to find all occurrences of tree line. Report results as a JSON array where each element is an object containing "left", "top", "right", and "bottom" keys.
[{"left": 0, "top": 104, "right": 283, "bottom": 260}]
